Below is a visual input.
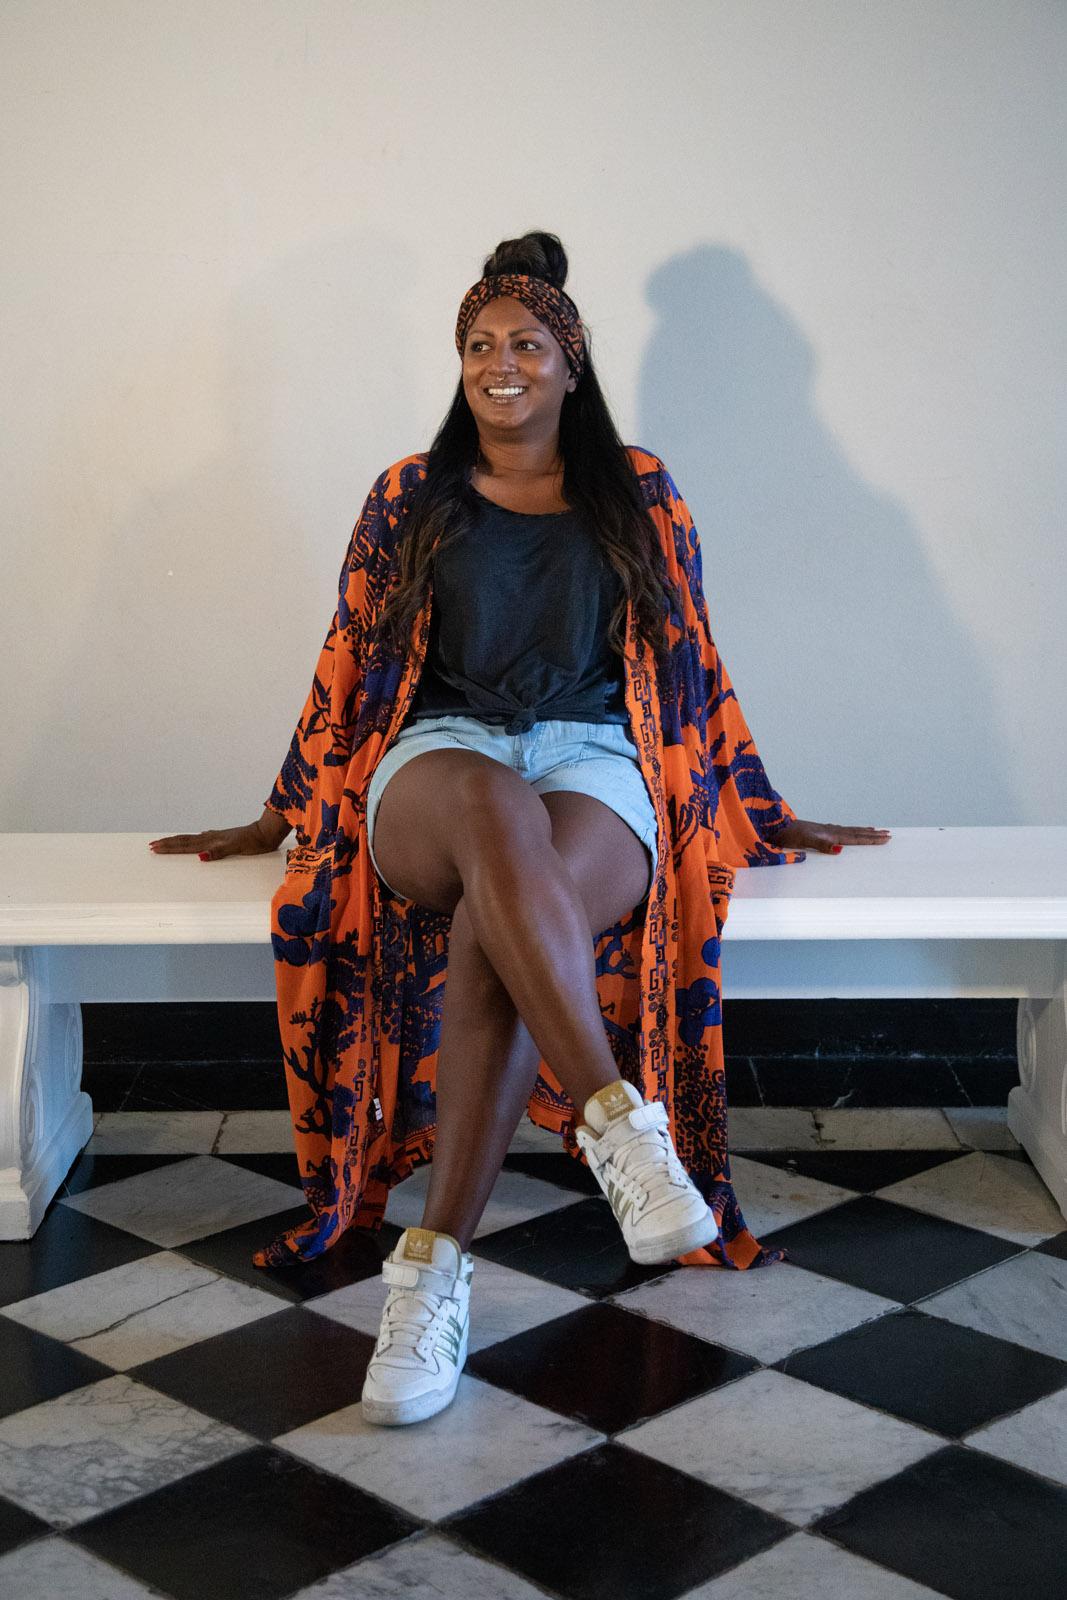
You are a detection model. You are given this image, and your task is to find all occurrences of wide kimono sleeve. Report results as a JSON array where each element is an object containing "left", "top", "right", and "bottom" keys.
[
  {"left": 263, "top": 470, "right": 390, "bottom": 850},
  {"left": 658, "top": 460, "right": 806, "bottom": 868}
]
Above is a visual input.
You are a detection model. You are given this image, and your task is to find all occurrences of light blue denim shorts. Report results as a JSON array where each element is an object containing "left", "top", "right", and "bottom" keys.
[{"left": 366, "top": 714, "right": 658, "bottom": 904}]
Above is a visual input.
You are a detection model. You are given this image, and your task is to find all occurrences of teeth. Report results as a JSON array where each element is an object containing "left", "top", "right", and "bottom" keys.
[{"left": 487, "top": 387, "right": 525, "bottom": 396}]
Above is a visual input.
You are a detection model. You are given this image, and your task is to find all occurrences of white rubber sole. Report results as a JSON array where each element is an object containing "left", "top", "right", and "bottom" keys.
[
  {"left": 625, "top": 1206, "right": 720, "bottom": 1265},
  {"left": 360, "top": 1325, "right": 469, "bottom": 1426}
]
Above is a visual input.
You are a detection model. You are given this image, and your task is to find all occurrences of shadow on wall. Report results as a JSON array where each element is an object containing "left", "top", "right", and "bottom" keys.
[{"left": 635, "top": 245, "right": 1008, "bottom": 827}]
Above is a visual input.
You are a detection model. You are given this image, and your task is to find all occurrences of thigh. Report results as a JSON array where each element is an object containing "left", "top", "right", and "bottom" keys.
[
  {"left": 370, "top": 747, "right": 552, "bottom": 915},
  {"left": 540, "top": 791, "right": 653, "bottom": 934}
]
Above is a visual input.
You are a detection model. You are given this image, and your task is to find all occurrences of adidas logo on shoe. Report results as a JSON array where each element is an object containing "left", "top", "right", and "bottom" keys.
[
  {"left": 575, "top": 1080, "right": 719, "bottom": 1265},
  {"left": 360, "top": 1227, "right": 474, "bottom": 1426}
]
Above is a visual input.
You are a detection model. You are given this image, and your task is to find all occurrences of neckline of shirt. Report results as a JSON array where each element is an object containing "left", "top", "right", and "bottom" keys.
[{"left": 470, "top": 484, "right": 574, "bottom": 518}]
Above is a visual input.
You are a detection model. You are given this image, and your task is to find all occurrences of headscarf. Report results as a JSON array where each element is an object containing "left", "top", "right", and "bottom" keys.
[{"left": 455, "top": 272, "right": 587, "bottom": 381}]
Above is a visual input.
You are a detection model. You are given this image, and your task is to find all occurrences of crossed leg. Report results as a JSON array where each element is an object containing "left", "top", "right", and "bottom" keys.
[{"left": 369, "top": 748, "right": 653, "bottom": 1250}]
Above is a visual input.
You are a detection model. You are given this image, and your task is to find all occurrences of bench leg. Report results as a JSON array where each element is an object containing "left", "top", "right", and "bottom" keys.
[
  {"left": 0, "top": 947, "right": 94, "bottom": 1240},
  {"left": 1008, "top": 945, "right": 1067, "bottom": 1225}
]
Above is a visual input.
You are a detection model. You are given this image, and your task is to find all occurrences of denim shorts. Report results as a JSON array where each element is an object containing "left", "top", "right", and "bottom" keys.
[{"left": 366, "top": 714, "right": 658, "bottom": 904}]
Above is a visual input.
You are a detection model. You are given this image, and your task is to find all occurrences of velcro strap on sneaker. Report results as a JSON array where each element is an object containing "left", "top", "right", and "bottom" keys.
[{"left": 382, "top": 1258, "right": 460, "bottom": 1292}]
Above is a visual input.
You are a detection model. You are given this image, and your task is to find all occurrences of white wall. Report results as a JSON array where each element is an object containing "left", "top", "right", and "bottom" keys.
[{"left": 3, "top": 0, "right": 1063, "bottom": 834}]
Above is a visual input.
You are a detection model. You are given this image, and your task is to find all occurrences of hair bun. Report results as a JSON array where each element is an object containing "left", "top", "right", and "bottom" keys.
[{"left": 483, "top": 231, "right": 568, "bottom": 289}]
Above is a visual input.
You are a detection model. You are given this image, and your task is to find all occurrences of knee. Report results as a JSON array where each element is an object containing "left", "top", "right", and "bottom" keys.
[{"left": 455, "top": 767, "right": 552, "bottom": 861}]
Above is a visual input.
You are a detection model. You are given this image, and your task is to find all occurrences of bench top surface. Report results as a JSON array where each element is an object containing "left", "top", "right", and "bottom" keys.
[{"left": 1, "top": 827, "right": 1066, "bottom": 944}]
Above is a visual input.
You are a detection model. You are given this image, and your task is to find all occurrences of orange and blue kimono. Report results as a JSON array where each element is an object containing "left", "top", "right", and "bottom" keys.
[{"left": 253, "top": 447, "right": 807, "bottom": 1272}]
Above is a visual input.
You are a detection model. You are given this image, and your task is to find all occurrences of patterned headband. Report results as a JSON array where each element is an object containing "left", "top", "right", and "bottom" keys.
[{"left": 455, "top": 272, "right": 587, "bottom": 381}]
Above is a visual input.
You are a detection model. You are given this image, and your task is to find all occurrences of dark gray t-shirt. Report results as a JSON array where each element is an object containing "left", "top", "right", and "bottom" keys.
[{"left": 400, "top": 485, "right": 631, "bottom": 738}]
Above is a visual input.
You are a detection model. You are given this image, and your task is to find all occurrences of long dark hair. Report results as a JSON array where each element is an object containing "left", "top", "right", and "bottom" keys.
[{"left": 372, "top": 230, "right": 684, "bottom": 666}]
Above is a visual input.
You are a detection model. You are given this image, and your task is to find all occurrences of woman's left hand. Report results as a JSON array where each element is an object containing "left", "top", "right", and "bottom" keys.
[{"left": 769, "top": 818, "right": 892, "bottom": 854}]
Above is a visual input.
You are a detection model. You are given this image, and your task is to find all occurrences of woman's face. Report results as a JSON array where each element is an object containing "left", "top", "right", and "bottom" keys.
[{"left": 461, "top": 295, "right": 576, "bottom": 437}]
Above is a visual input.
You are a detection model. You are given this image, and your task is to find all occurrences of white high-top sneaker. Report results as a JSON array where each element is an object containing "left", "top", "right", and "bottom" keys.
[
  {"left": 575, "top": 1080, "right": 719, "bottom": 1265},
  {"left": 360, "top": 1227, "right": 473, "bottom": 1426}
]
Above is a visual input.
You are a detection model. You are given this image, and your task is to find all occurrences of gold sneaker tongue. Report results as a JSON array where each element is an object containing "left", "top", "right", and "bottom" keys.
[
  {"left": 401, "top": 1227, "right": 461, "bottom": 1265},
  {"left": 588, "top": 1080, "right": 638, "bottom": 1125}
]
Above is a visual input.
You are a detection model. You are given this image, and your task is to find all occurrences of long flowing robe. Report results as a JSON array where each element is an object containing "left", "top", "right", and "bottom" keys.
[{"left": 252, "top": 445, "right": 807, "bottom": 1272}]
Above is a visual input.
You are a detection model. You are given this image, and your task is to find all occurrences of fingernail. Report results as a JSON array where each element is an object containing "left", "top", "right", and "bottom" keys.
[
  {"left": 831, "top": 845, "right": 843, "bottom": 853},
  {"left": 198, "top": 852, "right": 210, "bottom": 861}
]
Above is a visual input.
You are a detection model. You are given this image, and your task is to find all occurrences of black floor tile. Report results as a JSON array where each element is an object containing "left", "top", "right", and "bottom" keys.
[
  {"left": 0, "top": 1202, "right": 161, "bottom": 1311},
  {"left": 751, "top": 1147, "right": 972, "bottom": 1193},
  {"left": 57, "top": 1151, "right": 191, "bottom": 1200},
  {"left": 753, "top": 1055, "right": 970, "bottom": 1107},
  {"left": 775, "top": 1306, "right": 1067, "bottom": 1436},
  {"left": 443, "top": 1440, "right": 793, "bottom": 1600},
  {"left": 127, "top": 1306, "right": 373, "bottom": 1439},
  {"left": 469, "top": 1197, "right": 684, "bottom": 1298},
  {"left": 812, "top": 1443, "right": 1067, "bottom": 1600},
  {"left": 466, "top": 1300, "right": 757, "bottom": 1434},
  {"left": 0, "top": 1494, "right": 50, "bottom": 1558},
  {"left": 759, "top": 1193, "right": 1025, "bottom": 1303},
  {"left": 177, "top": 1209, "right": 402, "bottom": 1304},
  {"left": 499, "top": 1149, "right": 603, "bottom": 1194},
  {"left": 0, "top": 1315, "right": 115, "bottom": 1421},
  {"left": 69, "top": 1443, "right": 421, "bottom": 1600},
  {"left": 1036, "top": 1229, "right": 1067, "bottom": 1260},
  {"left": 215, "top": 1150, "right": 302, "bottom": 1186}
]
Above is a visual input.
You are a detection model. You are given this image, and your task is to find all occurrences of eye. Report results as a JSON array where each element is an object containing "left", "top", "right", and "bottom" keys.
[{"left": 469, "top": 339, "right": 539, "bottom": 352}]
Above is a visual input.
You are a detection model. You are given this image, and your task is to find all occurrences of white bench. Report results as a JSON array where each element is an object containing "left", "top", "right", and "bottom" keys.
[{"left": 1, "top": 826, "right": 1064, "bottom": 1240}]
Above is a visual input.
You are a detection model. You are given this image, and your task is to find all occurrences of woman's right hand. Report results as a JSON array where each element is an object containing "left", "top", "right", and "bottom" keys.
[{"left": 149, "top": 809, "right": 291, "bottom": 861}]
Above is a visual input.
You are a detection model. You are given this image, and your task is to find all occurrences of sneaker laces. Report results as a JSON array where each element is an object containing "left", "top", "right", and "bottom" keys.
[
  {"left": 600, "top": 1105, "right": 691, "bottom": 1213},
  {"left": 377, "top": 1284, "right": 455, "bottom": 1363}
]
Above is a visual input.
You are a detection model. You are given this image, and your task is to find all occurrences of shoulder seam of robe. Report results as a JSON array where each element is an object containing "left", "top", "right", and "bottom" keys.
[{"left": 254, "top": 445, "right": 807, "bottom": 1275}]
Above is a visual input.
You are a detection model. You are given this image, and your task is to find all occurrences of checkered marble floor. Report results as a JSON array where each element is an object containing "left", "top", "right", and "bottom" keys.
[{"left": 1, "top": 1106, "right": 1065, "bottom": 1600}]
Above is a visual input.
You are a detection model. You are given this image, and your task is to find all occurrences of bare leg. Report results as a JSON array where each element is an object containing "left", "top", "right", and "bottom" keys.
[
  {"left": 450, "top": 796, "right": 623, "bottom": 1114},
  {"left": 371, "top": 757, "right": 653, "bottom": 1253},
  {"left": 419, "top": 894, "right": 545, "bottom": 1251}
]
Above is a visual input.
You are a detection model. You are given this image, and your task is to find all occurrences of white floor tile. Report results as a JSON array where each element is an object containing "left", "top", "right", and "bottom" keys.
[
  {"left": 0, "top": 1537, "right": 165, "bottom": 1600},
  {"left": 611, "top": 1259, "right": 901, "bottom": 1365},
  {"left": 0, "top": 1373, "right": 249, "bottom": 1527},
  {"left": 58, "top": 1153, "right": 304, "bottom": 1248},
  {"left": 382, "top": 1161, "right": 582, "bottom": 1238},
  {"left": 680, "top": 1528, "right": 946, "bottom": 1598},
  {"left": 87, "top": 1110, "right": 223, "bottom": 1154},
  {"left": 727, "top": 1153, "right": 860, "bottom": 1235},
  {"left": 727, "top": 1108, "right": 821, "bottom": 1149},
  {"left": 620, "top": 1367, "right": 942, "bottom": 1527},
  {"left": 917, "top": 1249, "right": 1067, "bottom": 1362},
  {"left": 943, "top": 1105, "right": 1022, "bottom": 1153},
  {"left": 873, "top": 1150, "right": 1064, "bottom": 1244},
  {"left": 813, "top": 1108, "right": 959, "bottom": 1149},
  {"left": 215, "top": 1110, "right": 296, "bottom": 1152},
  {"left": 963, "top": 1384, "right": 1067, "bottom": 1489},
  {"left": 300, "top": 1530, "right": 553, "bottom": 1599},
  {"left": 276, "top": 1375, "right": 603, "bottom": 1522},
  {"left": 1, "top": 1250, "right": 284, "bottom": 1368}
]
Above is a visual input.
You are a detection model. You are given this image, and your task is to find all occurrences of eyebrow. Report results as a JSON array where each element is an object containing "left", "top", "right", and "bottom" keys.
[{"left": 468, "top": 325, "right": 544, "bottom": 338}]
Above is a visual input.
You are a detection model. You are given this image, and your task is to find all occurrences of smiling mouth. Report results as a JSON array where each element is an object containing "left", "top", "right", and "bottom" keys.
[{"left": 484, "top": 387, "right": 528, "bottom": 403}]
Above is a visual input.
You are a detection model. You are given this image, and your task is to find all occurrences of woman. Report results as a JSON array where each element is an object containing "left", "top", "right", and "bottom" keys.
[{"left": 150, "top": 231, "right": 889, "bottom": 1428}]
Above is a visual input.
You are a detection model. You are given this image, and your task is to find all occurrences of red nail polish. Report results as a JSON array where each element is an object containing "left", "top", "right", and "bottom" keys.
[
  {"left": 831, "top": 845, "right": 843, "bottom": 853},
  {"left": 199, "top": 852, "right": 210, "bottom": 861}
]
